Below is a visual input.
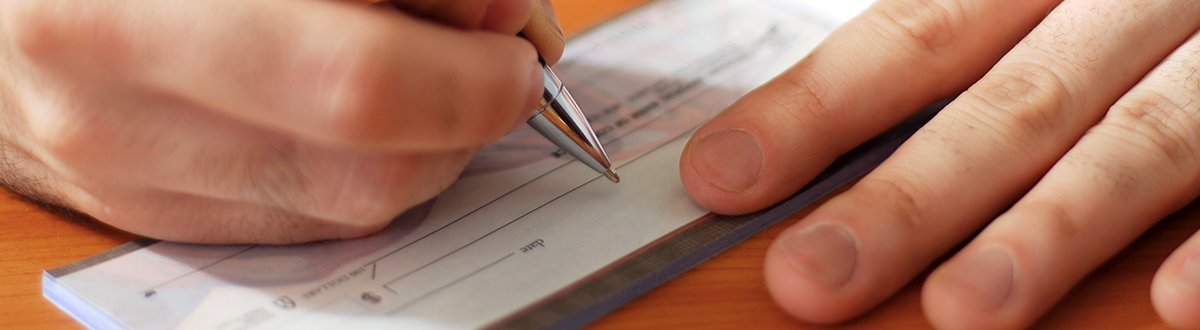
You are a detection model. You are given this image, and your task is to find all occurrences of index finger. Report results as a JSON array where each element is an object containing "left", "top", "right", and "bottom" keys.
[
  {"left": 6, "top": 0, "right": 544, "bottom": 150},
  {"left": 387, "top": 0, "right": 565, "bottom": 65}
]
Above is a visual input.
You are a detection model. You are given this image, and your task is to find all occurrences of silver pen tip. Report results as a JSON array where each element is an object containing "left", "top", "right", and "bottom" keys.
[{"left": 603, "top": 169, "right": 620, "bottom": 183}]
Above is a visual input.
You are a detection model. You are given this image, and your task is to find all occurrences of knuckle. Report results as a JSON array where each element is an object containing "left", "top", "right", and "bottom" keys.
[
  {"left": 450, "top": 84, "right": 519, "bottom": 145},
  {"left": 438, "top": 40, "right": 534, "bottom": 146},
  {"left": 853, "top": 174, "right": 933, "bottom": 233},
  {"left": 7, "top": 1, "right": 63, "bottom": 59},
  {"left": 863, "top": 0, "right": 966, "bottom": 54},
  {"left": 321, "top": 33, "right": 529, "bottom": 148},
  {"left": 321, "top": 44, "right": 405, "bottom": 147},
  {"left": 1023, "top": 200, "right": 1083, "bottom": 242},
  {"left": 422, "top": 78, "right": 499, "bottom": 147},
  {"left": 962, "top": 62, "right": 1071, "bottom": 140},
  {"left": 458, "top": 39, "right": 535, "bottom": 141},
  {"left": 7, "top": 0, "right": 126, "bottom": 63},
  {"left": 26, "top": 108, "right": 88, "bottom": 160},
  {"left": 1101, "top": 89, "right": 1200, "bottom": 164},
  {"left": 765, "top": 72, "right": 836, "bottom": 130}
]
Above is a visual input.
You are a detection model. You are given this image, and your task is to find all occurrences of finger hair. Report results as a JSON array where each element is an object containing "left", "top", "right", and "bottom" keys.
[{"left": 0, "top": 141, "right": 93, "bottom": 222}]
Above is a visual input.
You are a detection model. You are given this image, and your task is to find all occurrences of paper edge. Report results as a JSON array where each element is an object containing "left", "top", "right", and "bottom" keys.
[
  {"left": 44, "top": 271, "right": 134, "bottom": 330},
  {"left": 47, "top": 238, "right": 160, "bottom": 278}
]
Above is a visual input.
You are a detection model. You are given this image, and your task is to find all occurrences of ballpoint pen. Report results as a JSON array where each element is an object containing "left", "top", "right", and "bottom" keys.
[{"left": 527, "top": 57, "right": 620, "bottom": 183}]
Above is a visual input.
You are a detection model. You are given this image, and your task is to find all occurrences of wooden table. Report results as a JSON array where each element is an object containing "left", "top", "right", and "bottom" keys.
[{"left": 1, "top": 0, "right": 1193, "bottom": 329}]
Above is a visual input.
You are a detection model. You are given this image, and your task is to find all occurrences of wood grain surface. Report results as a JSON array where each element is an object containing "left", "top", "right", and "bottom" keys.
[{"left": 1, "top": 0, "right": 1192, "bottom": 329}]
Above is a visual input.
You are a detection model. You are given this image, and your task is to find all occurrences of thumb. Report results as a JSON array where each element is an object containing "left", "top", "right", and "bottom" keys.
[{"left": 521, "top": 0, "right": 564, "bottom": 65}]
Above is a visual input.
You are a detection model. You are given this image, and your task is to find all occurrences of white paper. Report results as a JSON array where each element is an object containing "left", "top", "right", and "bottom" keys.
[{"left": 47, "top": 1, "right": 871, "bottom": 329}]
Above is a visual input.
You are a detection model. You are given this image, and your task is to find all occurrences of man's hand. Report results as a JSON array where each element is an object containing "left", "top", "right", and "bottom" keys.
[
  {"left": 680, "top": 0, "right": 1200, "bottom": 328},
  {"left": 0, "top": 0, "right": 563, "bottom": 244}
]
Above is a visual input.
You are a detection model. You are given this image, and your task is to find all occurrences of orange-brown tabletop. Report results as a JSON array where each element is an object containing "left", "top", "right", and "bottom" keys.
[{"left": 1, "top": 0, "right": 1193, "bottom": 329}]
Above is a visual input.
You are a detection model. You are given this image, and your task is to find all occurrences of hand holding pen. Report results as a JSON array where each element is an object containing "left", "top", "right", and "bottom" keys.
[{"left": 0, "top": 0, "right": 566, "bottom": 244}]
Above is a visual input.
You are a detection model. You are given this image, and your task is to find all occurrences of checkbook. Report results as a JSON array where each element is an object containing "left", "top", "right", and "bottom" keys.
[{"left": 41, "top": 1, "right": 929, "bottom": 329}]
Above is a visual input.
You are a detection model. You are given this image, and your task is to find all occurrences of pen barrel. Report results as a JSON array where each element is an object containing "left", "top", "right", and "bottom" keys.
[
  {"left": 534, "top": 63, "right": 565, "bottom": 116},
  {"left": 528, "top": 65, "right": 613, "bottom": 174}
]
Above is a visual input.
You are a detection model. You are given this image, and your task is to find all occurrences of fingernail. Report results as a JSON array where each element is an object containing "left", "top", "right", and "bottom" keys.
[
  {"left": 1173, "top": 256, "right": 1200, "bottom": 292},
  {"left": 689, "top": 129, "right": 763, "bottom": 191},
  {"left": 941, "top": 248, "right": 1015, "bottom": 309},
  {"left": 780, "top": 224, "right": 858, "bottom": 288}
]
